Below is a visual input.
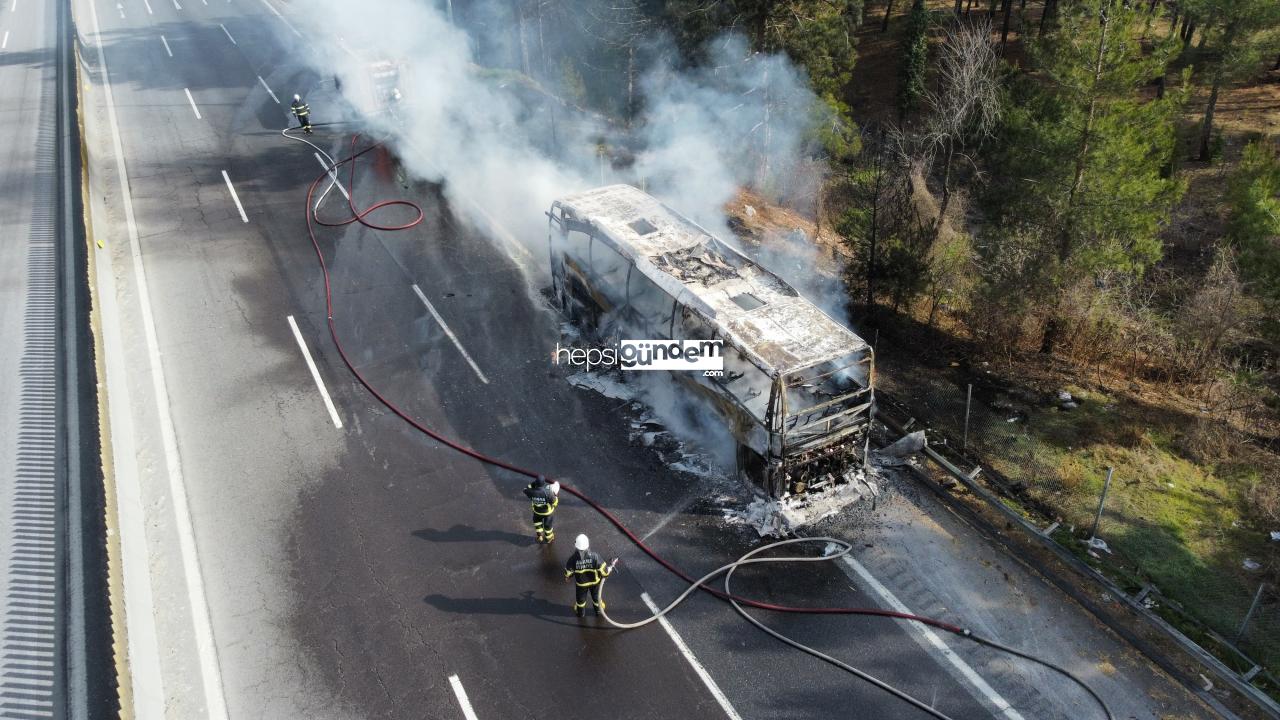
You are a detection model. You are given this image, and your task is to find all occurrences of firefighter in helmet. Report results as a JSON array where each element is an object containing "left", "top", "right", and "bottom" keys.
[
  {"left": 564, "top": 534, "right": 613, "bottom": 617},
  {"left": 522, "top": 475, "right": 560, "bottom": 544},
  {"left": 290, "top": 94, "right": 312, "bottom": 134}
]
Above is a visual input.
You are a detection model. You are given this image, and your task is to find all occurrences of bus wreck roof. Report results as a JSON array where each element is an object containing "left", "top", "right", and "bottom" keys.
[{"left": 555, "top": 184, "right": 869, "bottom": 375}]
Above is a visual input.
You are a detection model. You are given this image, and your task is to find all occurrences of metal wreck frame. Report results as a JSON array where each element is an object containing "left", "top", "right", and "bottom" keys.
[{"left": 547, "top": 184, "right": 875, "bottom": 497}]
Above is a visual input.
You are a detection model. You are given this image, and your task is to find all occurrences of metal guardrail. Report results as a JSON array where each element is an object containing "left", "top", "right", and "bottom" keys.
[{"left": 875, "top": 403, "right": 1280, "bottom": 720}]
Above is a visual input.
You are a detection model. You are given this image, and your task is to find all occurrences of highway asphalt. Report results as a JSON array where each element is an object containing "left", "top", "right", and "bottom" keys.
[{"left": 67, "top": 0, "right": 1218, "bottom": 718}]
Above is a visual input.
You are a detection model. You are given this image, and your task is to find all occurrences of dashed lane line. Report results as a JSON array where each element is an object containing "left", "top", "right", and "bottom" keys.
[
  {"left": 183, "top": 87, "right": 201, "bottom": 119},
  {"left": 220, "top": 170, "right": 249, "bottom": 223},
  {"left": 160, "top": 34, "right": 171, "bottom": 57},
  {"left": 257, "top": 75, "right": 279, "bottom": 104},
  {"left": 837, "top": 555, "right": 1026, "bottom": 720},
  {"left": 641, "top": 593, "right": 743, "bottom": 720},
  {"left": 447, "top": 675, "right": 479, "bottom": 720},
  {"left": 411, "top": 284, "right": 489, "bottom": 384},
  {"left": 286, "top": 316, "right": 344, "bottom": 429}
]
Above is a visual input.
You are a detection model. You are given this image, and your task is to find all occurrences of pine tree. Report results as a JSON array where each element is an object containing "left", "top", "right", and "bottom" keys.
[
  {"left": 1227, "top": 140, "right": 1280, "bottom": 336},
  {"left": 983, "top": 0, "right": 1185, "bottom": 353},
  {"left": 897, "top": 0, "right": 930, "bottom": 119}
]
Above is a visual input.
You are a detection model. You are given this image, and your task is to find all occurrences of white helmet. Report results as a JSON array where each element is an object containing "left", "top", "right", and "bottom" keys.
[
  {"left": 293, "top": 94, "right": 301, "bottom": 102},
  {"left": 549, "top": 481, "right": 560, "bottom": 495},
  {"left": 574, "top": 534, "right": 590, "bottom": 552}
]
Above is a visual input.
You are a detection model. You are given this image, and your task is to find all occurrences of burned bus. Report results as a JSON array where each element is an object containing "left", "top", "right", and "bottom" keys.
[{"left": 547, "top": 185, "right": 875, "bottom": 498}]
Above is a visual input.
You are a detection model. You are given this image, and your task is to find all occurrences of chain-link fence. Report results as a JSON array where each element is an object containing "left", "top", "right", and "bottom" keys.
[{"left": 867, "top": 325, "right": 1280, "bottom": 700}]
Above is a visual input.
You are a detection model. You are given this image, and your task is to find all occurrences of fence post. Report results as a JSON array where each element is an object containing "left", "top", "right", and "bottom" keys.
[
  {"left": 1235, "top": 583, "right": 1267, "bottom": 645},
  {"left": 1089, "top": 467, "right": 1114, "bottom": 541},
  {"left": 963, "top": 383, "right": 973, "bottom": 450}
]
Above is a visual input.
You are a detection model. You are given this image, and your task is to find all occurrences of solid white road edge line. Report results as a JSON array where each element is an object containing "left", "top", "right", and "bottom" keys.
[
  {"left": 2, "top": 31, "right": 8, "bottom": 49},
  {"left": 286, "top": 315, "right": 344, "bottom": 429},
  {"left": 640, "top": 593, "right": 743, "bottom": 720},
  {"left": 837, "top": 555, "right": 1026, "bottom": 720},
  {"left": 87, "top": 0, "right": 230, "bottom": 714},
  {"left": 183, "top": 87, "right": 201, "bottom": 119},
  {"left": 257, "top": 75, "right": 280, "bottom": 104},
  {"left": 219, "top": 23, "right": 235, "bottom": 44},
  {"left": 447, "top": 675, "right": 479, "bottom": 720},
  {"left": 159, "top": 34, "right": 171, "bottom": 57},
  {"left": 411, "top": 284, "right": 490, "bottom": 385},
  {"left": 220, "top": 170, "right": 249, "bottom": 223},
  {"left": 143, "top": 0, "right": 152, "bottom": 14},
  {"left": 313, "top": 153, "right": 349, "bottom": 200}
]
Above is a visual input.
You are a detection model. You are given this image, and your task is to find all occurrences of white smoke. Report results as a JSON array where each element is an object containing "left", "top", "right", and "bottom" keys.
[{"left": 301, "top": 0, "right": 826, "bottom": 257}]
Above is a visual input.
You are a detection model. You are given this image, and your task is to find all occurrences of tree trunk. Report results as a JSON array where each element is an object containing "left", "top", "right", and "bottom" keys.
[
  {"left": 1275, "top": 53, "right": 1280, "bottom": 70},
  {"left": 1040, "top": 316, "right": 1061, "bottom": 354},
  {"left": 938, "top": 141, "right": 956, "bottom": 232},
  {"left": 1199, "top": 23, "right": 1237, "bottom": 162},
  {"left": 1040, "top": 0, "right": 1058, "bottom": 36},
  {"left": 1198, "top": 75, "right": 1221, "bottom": 161},
  {"left": 955, "top": 0, "right": 964, "bottom": 15},
  {"left": 883, "top": 0, "right": 896, "bottom": 31},
  {"left": 1001, "top": 0, "right": 1014, "bottom": 50},
  {"left": 867, "top": 134, "right": 886, "bottom": 314},
  {"left": 515, "top": 0, "right": 532, "bottom": 76},
  {"left": 1196, "top": 12, "right": 1215, "bottom": 50},
  {"left": 1155, "top": 73, "right": 1166, "bottom": 99},
  {"left": 1148, "top": 0, "right": 1158, "bottom": 12}
]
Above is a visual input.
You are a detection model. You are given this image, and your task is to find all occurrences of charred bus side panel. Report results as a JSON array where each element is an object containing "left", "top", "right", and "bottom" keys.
[{"left": 547, "top": 185, "right": 874, "bottom": 498}]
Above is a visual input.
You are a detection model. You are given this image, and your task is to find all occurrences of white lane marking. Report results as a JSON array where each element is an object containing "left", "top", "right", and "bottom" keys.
[
  {"left": 838, "top": 556, "right": 1026, "bottom": 720},
  {"left": 172, "top": 0, "right": 181, "bottom": 9},
  {"left": 1, "top": 31, "right": 8, "bottom": 48},
  {"left": 257, "top": 0, "right": 302, "bottom": 37},
  {"left": 219, "top": 23, "right": 236, "bottom": 44},
  {"left": 220, "top": 170, "right": 249, "bottom": 223},
  {"left": 257, "top": 75, "right": 280, "bottom": 104},
  {"left": 87, "top": 0, "right": 229, "bottom": 714},
  {"left": 641, "top": 593, "right": 743, "bottom": 720},
  {"left": 183, "top": 87, "right": 202, "bottom": 119},
  {"left": 142, "top": 0, "right": 152, "bottom": 13},
  {"left": 286, "top": 316, "right": 344, "bottom": 429},
  {"left": 411, "top": 284, "right": 489, "bottom": 385},
  {"left": 9, "top": 0, "right": 14, "bottom": 13},
  {"left": 313, "top": 153, "right": 350, "bottom": 200},
  {"left": 447, "top": 675, "right": 479, "bottom": 720},
  {"left": 160, "top": 34, "right": 172, "bottom": 56}
]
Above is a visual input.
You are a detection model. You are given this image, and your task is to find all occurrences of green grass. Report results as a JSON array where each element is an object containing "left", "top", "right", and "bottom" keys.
[{"left": 978, "top": 387, "right": 1278, "bottom": 670}]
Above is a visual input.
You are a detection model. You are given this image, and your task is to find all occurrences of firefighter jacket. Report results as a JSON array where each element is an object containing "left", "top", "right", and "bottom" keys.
[
  {"left": 523, "top": 482, "right": 558, "bottom": 517},
  {"left": 291, "top": 100, "right": 310, "bottom": 118},
  {"left": 564, "top": 550, "right": 611, "bottom": 587}
]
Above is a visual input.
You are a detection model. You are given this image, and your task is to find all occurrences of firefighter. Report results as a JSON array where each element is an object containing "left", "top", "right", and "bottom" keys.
[
  {"left": 290, "top": 94, "right": 312, "bottom": 134},
  {"left": 522, "top": 475, "right": 559, "bottom": 543},
  {"left": 564, "top": 534, "right": 614, "bottom": 617}
]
